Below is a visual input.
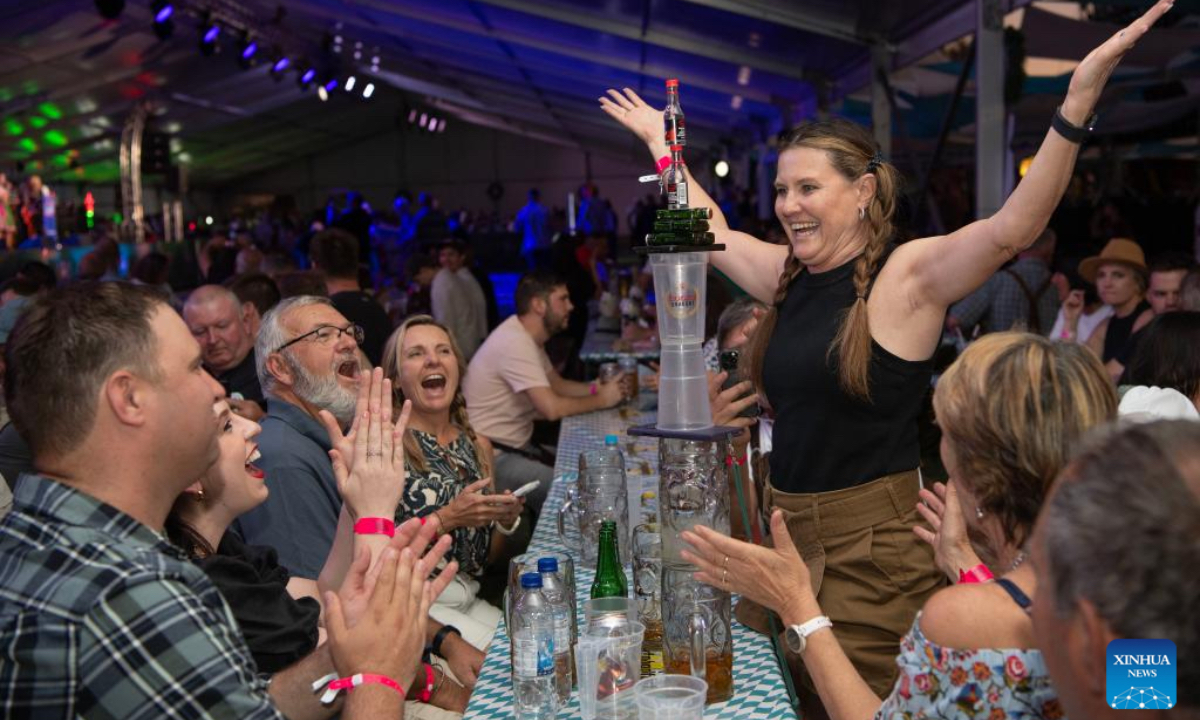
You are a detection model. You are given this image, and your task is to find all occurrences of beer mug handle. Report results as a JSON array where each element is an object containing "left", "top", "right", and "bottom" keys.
[
  {"left": 557, "top": 488, "right": 581, "bottom": 552},
  {"left": 688, "top": 610, "right": 708, "bottom": 681}
]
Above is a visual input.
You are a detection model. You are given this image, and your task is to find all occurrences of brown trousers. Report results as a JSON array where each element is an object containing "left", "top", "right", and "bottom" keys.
[{"left": 735, "top": 470, "right": 946, "bottom": 706}]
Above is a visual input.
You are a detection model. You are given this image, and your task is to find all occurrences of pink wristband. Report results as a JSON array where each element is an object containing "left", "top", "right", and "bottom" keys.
[
  {"left": 957, "top": 563, "right": 994, "bottom": 584},
  {"left": 318, "top": 673, "right": 405, "bottom": 704},
  {"left": 589, "top": 382, "right": 598, "bottom": 396},
  {"left": 353, "top": 517, "right": 396, "bottom": 538},
  {"left": 417, "top": 663, "right": 435, "bottom": 703},
  {"left": 655, "top": 155, "right": 671, "bottom": 173}
]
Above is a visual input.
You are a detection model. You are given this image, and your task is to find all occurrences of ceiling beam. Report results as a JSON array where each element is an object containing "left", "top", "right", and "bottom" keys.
[
  {"left": 672, "top": 0, "right": 868, "bottom": 45},
  {"left": 352, "top": 0, "right": 815, "bottom": 83}
]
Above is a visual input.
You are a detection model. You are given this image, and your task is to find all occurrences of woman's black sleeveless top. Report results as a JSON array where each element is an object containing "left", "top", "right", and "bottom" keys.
[{"left": 762, "top": 257, "right": 934, "bottom": 494}]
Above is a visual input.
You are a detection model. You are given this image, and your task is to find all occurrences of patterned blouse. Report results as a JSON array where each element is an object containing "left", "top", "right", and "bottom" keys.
[
  {"left": 394, "top": 428, "right": 488, "bottom": 578},
  {"left": 876, "top": 612, "right": 1066, "bottom": 720}
]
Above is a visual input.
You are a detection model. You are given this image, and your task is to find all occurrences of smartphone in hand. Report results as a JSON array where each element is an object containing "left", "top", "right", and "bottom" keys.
[{"left": 718, "top": 349, "right": 760, "bottom": 419}]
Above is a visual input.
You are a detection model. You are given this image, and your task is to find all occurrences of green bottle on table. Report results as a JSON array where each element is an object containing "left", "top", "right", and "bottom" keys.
[{"left": 590, "top": 520, "right": 628, "bottom": 599}]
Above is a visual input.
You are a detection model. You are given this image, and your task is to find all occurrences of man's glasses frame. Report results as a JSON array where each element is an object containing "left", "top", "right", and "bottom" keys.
[{"left": 275, "top": 323, "right": 364, "bottom": 353}]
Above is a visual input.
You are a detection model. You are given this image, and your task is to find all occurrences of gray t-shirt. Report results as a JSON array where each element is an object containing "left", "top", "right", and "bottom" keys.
[{"left": 231, "top": 398, "right": 339, "bottom": 580}]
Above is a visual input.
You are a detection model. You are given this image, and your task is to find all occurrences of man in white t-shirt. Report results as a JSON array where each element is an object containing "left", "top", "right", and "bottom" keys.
[
  {"left": 431, "top": 240, "right": 488, "bottom": 360},
  {"left": 464, "top": 270, "right": 623, "bottom": 512}
]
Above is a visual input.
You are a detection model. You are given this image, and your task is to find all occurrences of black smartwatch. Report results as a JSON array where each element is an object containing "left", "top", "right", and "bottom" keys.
[
  {"left": 1051, "top": 105, "right": 1097, "bottom": 144},
  {"left": 431, "top": 624, "right": 462, "bottom": 657}
]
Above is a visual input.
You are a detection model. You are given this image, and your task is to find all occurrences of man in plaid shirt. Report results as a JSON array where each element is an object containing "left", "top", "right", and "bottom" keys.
[{"left": 0, "top": 283, "right": 431, "bottom": 719}]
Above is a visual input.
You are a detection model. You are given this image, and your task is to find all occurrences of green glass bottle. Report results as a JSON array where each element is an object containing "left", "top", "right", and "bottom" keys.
[{"left": 590, "top": 520, "right": 628, "bottom": 599}]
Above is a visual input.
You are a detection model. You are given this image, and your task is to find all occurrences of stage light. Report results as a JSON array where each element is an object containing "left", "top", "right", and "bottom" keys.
[
  {"left": 152, "top": 1, "right": 173, "bottom": 23},
  {"left": 362, "top": 83, "right": 375, "bottom": 99},
  {"left": 95, "top": 0, "right": 125, "bottom": 19},
  {"left": 344, "top": 75, "right": 356, "bottom": 92},
  {"left": 199, "top": 24, "right": 220, "bottom": 55},
  {"left": 715, "top": 160, "right": 730, "bottom": 178},
  {"left": 419, "top": 113, "right": 427, "bottom": 129},
  {"left": 298, "top": 67, "right": 316, "bottom": 90},
  {"left": 152, "top": 1, "right": 174, "bottom": 40},
  {"left": 317, "top": 85, "right": 329, "bottom": 102},
  {"left": 408, "top": 108, "right": 417, "bottom": 123},
  {"left": 205, "top": 216, "right": 214, "bottom": 225},
  {"left": 437, "top": 119, "right": 446, "bottom": 133},
  {"left": 238, "top": 35, "right": 258, "bottom": 69}
]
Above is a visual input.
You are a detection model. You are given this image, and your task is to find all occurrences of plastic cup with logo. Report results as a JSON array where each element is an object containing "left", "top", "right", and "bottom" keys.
[{"left": 649, "top": 253, "right": 707, "bottom": 344}]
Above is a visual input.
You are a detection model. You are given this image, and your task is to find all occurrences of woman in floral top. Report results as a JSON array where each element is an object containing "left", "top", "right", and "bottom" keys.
[
  {"left": 383, "top": 315, "right": 525, "bottom": 650},
  {"left": 681, "top": 333, "right": 1120, "bottom": 719}
]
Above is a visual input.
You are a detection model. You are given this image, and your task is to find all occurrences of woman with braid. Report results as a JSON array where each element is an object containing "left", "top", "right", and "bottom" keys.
[
  {"left": 600, "top": 2, "right": 1171, "bottom": 713},
  {"left": 382, "top": 315, "right": 524, "bottom": 651}
]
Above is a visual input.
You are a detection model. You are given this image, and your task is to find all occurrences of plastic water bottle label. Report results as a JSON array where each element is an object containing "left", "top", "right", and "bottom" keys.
[
  {"left": 537, "top": 635, "right": 555, "bottom": 676},
  {"left": 553, "top": 611, "right": 571, "bottom": 652}
]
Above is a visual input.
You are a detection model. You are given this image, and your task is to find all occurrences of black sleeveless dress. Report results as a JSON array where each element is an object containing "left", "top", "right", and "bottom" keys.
[{"left": 762, "top": 257, "right": 934, "bottom": 495}]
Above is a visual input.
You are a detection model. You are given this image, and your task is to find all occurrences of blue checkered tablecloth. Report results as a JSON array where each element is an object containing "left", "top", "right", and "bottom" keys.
[{"left": 463, "top": 406, "right": 798, "bottom": 720}]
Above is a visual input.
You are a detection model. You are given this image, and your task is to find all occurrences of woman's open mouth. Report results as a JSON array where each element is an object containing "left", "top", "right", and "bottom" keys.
[
  {"left": 245, "top": 446, "right": 265, "bottom": 479},
  {"left": 420, "top": 374, "right": 448, "bottom": 393}
]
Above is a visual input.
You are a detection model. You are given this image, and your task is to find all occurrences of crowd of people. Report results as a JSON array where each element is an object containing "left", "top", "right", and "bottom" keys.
[{"left": 0, "top": 3, "right": 1196, "bottom": 719}]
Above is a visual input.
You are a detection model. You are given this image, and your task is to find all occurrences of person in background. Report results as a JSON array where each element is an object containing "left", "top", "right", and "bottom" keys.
[
  {"left": 237, "top": 245, "right": 266, "bottom": 277},
  {"left": 384, "top": 315, "right": 523, "bottom": 648},
  {"left": 464, "top": 271, "right": 623, "bottom": 514},
  {"left": 1031, "top": 420, "right": 1200, "bottom": 720},
  {"left": 1062, "top": 238, "right": 1154, "bottom": 381},
  {"left": 130, "top": 252, "right": 173, "bottom": 298},
  {"left": 684, "top": 333, "right": 1115, "bottom": 720},
  {"left": 947, "top": 228, "right": 1060, "bottom": 336},
  {"left": 229, "top": 271, "right": 283, "bottom": 337},
  {"left": 1145, "top": 251, "right": 1196, "bottom": 315},
  {"left": 404, "top": 253, "right": 440, "bottom": 319},
  {"left": 183, "top": 285, "right": 266, "bottom": 420},
  {"left": 1120, "top": 311, "right": 1200, "bottom": 413},
  {"left": 515, "top": 188, "right": 551, "bottom": 269},
  {"left": 431, "top": 240, "right": 487, "bottom": 361},
  {"left": 310, "top": 228, "right": 393, "bottom": 366},
  {"left": 0, "top": 282, "right": 435, "bottom": 719},
  {"left": 1181, "top": 268, "right": 1200, "bottom": 311}
]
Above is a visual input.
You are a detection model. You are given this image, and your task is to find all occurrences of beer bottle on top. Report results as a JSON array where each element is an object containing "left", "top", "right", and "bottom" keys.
[
  {"left": 590, "top": 520, "right": 628, "bottom": 599},
  {"left": 664, "top": 78, "right": 686, "bottom": 147}
]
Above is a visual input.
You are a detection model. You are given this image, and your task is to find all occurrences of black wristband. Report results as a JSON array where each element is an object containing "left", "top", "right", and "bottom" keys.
[
  {"left": 1051, "top": 105, "right": 1097, "bottom": 144},
  {"left": 431, "top": 625, "right": 461, "bottom": 657}
]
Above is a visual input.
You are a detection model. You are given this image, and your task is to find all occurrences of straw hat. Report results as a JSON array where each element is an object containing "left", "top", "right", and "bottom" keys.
[{"left": 1078, "top": 238, "right": 1146, "bottom": 284}]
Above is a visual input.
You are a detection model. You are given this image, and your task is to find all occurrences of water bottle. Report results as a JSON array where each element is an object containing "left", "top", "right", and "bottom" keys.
[
  {"left": 538, "top": 557, "right": 574, "bottom": 703},
  {"left": 600, "top": 434, "right": 626, "bottom": 472},
  {"left": 512, "top": 573, "right": 559, "bottom": 719}
]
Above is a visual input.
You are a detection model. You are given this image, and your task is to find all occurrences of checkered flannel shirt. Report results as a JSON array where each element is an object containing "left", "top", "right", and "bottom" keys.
[{"left": 0, "top": 474, "right": 285, "bottom": 719}]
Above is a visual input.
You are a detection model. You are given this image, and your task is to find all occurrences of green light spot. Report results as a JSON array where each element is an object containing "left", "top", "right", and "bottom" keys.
[
  {"left": 0, "top": 88, "right": 12, "bottom": 102},
  {"left": 37, "top": 102, "right": 62, "bottom": 120},
  {"left": 29, "top": 116, "right": 47, "bottom": 129},
  {"left": 17, "top": 138, "right": 37, "bottom": 153},
  {"left": 112, "top": 212, "right": 123, "bottom": 224},
  {"left": 21, "top": 80, "right": 38, "bottom": 95},
  {"left": 51, "top": 154, "right": 69, "bottom": 168},
  {"left": 4, "top": 119, "right": 23, "bottom": 136},
  {"left": 44, "top": 130, "right": 67, "bottom": 147}
]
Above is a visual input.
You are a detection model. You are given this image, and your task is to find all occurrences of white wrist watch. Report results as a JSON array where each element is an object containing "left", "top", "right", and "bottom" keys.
[{"left": 785, "top": 615, "right": 833, "bottom": 654}]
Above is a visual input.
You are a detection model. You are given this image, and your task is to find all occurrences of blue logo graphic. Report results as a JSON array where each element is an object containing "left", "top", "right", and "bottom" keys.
[{"left": 1106, "top": 639, "right": 1176, "bottom": 710}]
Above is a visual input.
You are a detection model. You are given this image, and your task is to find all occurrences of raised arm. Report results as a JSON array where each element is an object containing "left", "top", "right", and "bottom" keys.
[
  {"left": 600, "top": 88, "right": 788, "bottom": 302},
  {"left": 902, "top": 0, "right": 1173, "bottom": 309}
]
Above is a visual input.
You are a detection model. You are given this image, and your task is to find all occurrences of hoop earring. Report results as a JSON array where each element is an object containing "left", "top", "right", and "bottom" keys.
[{"left": 858, "top": 207, "right": 866, "bottom": 221}]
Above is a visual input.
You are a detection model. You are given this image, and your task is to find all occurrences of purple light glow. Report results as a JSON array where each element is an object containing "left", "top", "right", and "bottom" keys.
[
  {"left": 272, "top": 57, "right": 290, "bottom": 73},
  {"left": 154, "top": 4, "right": 173, "bottom": 23},
  {"left": 242, "top": 41, "right": 258, "bottom": 59},
  {"left": 203, "top": 26, "right": 219, "bottom": 43}
]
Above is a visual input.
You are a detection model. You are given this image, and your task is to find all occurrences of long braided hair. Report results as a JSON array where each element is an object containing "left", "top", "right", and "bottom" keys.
[
  {"left": 745, "top": 118, "right": 901, "bottom": 402},
  {"left": 381, "top": 315, "right": 492, "bottom": 478}
]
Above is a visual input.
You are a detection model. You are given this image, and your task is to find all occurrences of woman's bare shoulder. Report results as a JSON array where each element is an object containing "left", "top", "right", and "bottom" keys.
[{"left": 918, "top": 581, "right": 1033, "bottom": 651}]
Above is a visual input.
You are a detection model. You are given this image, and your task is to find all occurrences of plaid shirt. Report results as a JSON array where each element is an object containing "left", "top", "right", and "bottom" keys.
[
  {"left": 0, "top": 474, "right": 285, "bottom": 720},
  {"left": 949, "top": 257, "right": 1060, "bottom": 336}
]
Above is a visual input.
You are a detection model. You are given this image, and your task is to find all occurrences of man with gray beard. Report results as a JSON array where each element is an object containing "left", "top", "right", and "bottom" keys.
[{"left": 233, "top": 296, "right": 367, "bottom": 595}]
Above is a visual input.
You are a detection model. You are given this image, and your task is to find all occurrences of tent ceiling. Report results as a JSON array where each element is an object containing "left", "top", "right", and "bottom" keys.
[{"left": 2, "top": 0, "right": 1195, "bottom": 187}]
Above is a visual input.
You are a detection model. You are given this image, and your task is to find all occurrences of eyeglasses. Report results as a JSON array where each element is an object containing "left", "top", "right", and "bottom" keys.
[{"left": 275, "top": 323, "right": 364, "bottom": 353}]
